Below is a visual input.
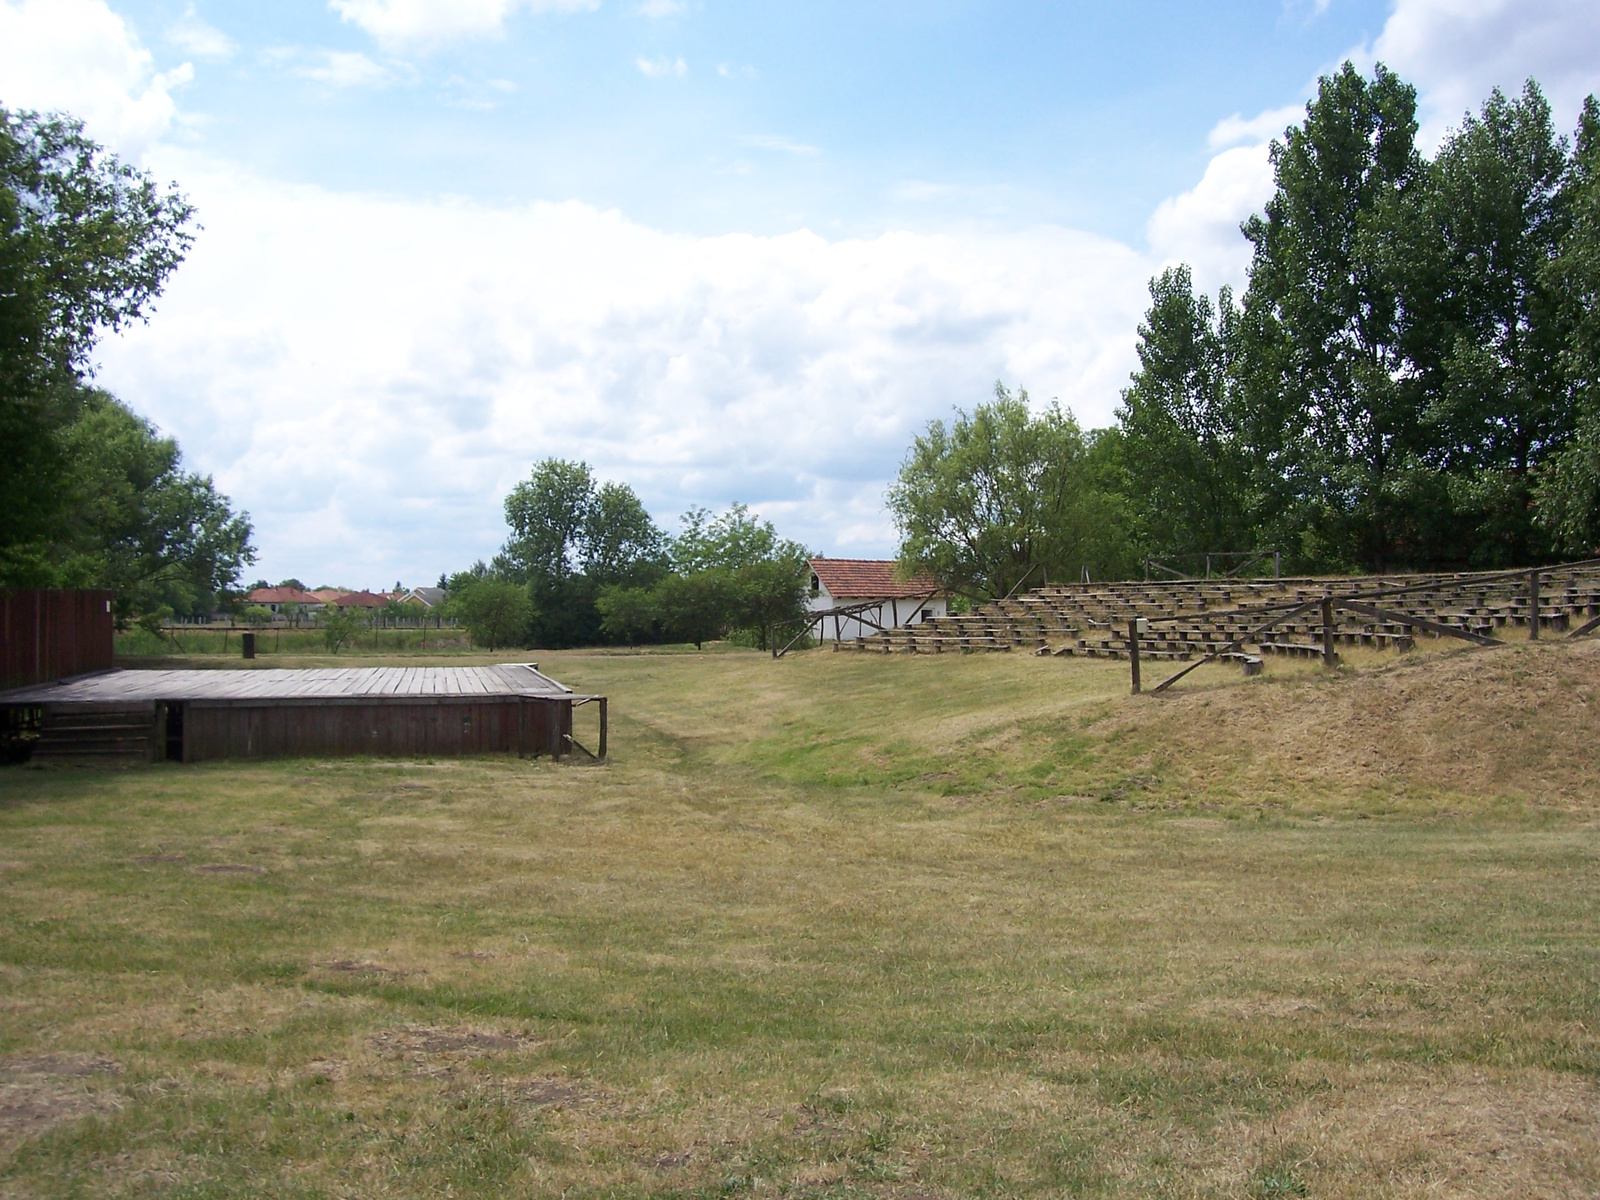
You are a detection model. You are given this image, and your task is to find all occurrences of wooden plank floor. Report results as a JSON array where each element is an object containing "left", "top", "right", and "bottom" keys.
[{"left": 0, "top": 664, "right": 579, "bottom": 705}]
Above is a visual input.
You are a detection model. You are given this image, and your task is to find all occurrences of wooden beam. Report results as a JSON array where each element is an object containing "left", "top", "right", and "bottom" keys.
[
  {"left": 1152, "top": 598, "right": 1324, "bottom": 693},
  {"left": 1334, "top": 600, "right": 1500, "bottom": 646}
]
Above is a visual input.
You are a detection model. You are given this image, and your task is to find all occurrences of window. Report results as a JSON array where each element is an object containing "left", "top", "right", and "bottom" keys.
[
  {"left": 810, "top": 573, "right": 820, "bottom": 595},
  {"left": 920, "top": 609, "right": 933, "bottom": 622}
]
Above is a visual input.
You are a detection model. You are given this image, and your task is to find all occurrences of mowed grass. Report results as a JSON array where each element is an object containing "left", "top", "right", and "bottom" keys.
[{"left": 1, "top": 643, "right": 1598, "bottom": 1198}]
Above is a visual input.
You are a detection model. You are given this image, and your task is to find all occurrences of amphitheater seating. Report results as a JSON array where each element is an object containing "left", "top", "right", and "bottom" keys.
[{"left": 832, "top": 567, "right": 1600, "bottom": 669}]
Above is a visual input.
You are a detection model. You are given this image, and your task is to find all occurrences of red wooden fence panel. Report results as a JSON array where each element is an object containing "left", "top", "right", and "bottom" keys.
[{"left": 0, "top": 590, "right": 116, "bottom": 690}]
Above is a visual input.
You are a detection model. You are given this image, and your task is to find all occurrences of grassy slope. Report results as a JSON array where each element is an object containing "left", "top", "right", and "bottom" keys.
[{"left": 0, "top": 643, "right": 1597, "bottom": 1198}]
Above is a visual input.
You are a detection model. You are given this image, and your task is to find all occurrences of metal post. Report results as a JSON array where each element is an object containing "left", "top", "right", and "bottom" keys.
[
  {"left": 1321, "top": 597, "right": 1337, "bottom": 668},
  {"left": 1529, "top": 569, "right": 1541, "bottom": 640},
  {"left": 1128, "top": 619, "right": 1142, "bottom": 694}
]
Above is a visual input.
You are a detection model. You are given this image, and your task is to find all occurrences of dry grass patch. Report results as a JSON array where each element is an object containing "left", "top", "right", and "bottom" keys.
[{"left": 1, "top": 645, "right": 1597, "bottom": 1195}]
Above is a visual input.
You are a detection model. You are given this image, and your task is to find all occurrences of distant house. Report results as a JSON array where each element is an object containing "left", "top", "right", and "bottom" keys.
[
  {"left": 806, "top": 558, "right": 948, "bottom": 643},
  {"left": 404, "top": 587, "right": 447, "bottom": 608},
  {"left": 327, "top": 591, "right": 388, "bottom": 609},
  {"left": 246, "top": 586, "right": 324, "bottom": 615},
  {"left": 309, "top": 588, "right": 347, "bottom": 604}
]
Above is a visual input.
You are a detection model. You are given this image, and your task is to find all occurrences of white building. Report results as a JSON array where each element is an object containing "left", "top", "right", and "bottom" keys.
[{"left": 806, "top": 558, "right": 949, "bottom": 643}]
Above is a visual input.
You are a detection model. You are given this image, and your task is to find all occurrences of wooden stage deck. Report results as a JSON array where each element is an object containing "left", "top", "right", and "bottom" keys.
[
  {"left": 0, "top": 665, "right": 605, "bottom": 764},
  {"left": 0, "top": 664, "right": 583, "bottom": 706}
]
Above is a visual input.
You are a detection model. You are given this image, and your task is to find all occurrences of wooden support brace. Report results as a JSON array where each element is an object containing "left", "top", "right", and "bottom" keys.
[{"left": 1335, "top": 600, "right": 1500, "bottom": 646}]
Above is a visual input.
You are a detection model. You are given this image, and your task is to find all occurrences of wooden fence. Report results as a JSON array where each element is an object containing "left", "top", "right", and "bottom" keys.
[{"left": 0, "top": 590, "right": 115, "bottom": 690}]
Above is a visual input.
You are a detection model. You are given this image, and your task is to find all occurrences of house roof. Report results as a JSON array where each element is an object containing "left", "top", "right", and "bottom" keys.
[
  {"left": 309, "top": 588, "right": 346, "bottom": 603},
  {"left": 246, "top": 587, "right": 322, "bottom": 606},
  {"left": 328, "top": 590, "right": 389, "bottom": 608},
  {"left": 406, "top": 587, "right": 447, "bottom": 607},
  {"left": 808, "top": 558, "right": 943, "bottom": 600}
]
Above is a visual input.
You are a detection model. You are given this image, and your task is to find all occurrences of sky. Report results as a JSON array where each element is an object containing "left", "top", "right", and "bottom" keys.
[{"left": 3, "top": 0, "right": 1599, "bottom": 590}]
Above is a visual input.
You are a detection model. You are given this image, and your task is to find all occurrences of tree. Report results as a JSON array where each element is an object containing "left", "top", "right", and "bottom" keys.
[
  {"left": 890, "top": 384, "right": 1140, "bottom": 596},
  {"left": 497, "top": 460, "right": 668, "bottom": 646},
  {"left": 501, "top": 459, "right": 594, "bottom": 585},
  {"left": 1538, "top": 97, "right": 1600, "bottom": 553},
  {"left": 1118, "top": 266, "right": 1258, "bottom": 558},
  {"left": 451, "top": 578, "right": 534, "bottom": 650},
  {"left": 584, "top": 481, "right": 669, "bottom": 586},
  {"left": 651, "top": 571, "right": 732, "bottom": 650},
  {"left": 321, "top": 605, "right": 365, "bottom": 654},
  {"left": 1, "top": 109, "right": 196, "bottom": 584},
  {"left": 595, "top": 584, "right": 659, "bottom": 645},
  {"left": 1239, "top": 63, "right": 1428, "bottom": 571},
  {"left": 1414, "top": 81, "right": 1576, "bottom": 565}
]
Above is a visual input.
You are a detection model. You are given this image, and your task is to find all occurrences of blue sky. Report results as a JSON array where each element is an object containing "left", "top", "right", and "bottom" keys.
[
  {"left": 120, "top": 0, "right": 1396, "bottom": 240},
  {"left": 4, "top": 0, "right": 1599, "bottom": 589}
]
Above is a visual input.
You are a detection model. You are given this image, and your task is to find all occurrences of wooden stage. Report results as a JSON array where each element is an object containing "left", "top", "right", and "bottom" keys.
[{"left": 0, "top": 664, "right": 606, "bottom": 765}]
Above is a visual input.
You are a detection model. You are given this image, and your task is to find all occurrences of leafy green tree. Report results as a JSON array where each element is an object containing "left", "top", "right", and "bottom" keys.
[
  {"left": 1239, "top": 63, "right": 1428, "bottom": 571},
  {"left": 1537, "top": 98, "right": 1600, "bottom": 553},
  {"left": 584, "top": 481, "right": 669, "bottom": 586},
  {"left": 1417, "top": 81, "right": 1576, "bottom": 565},
  {"left": 668, "top": 504, "right": 808, "bottom": 648},
  {"left": 595, "top": 584, "right": 659, "bottom": 644},
  {"left": 651, "top": 571, "right": 733, "bottom": 650},
  {"left": 451, "top": 578, "right": 533, "bottom": 650},
  {"left": 890, "top": 384, "right": 1140, "bottom": 596},
  {"left": 1, "top": 109, "right": 196, "bottom": 584},
  {"left": 47, "top": 390, "right": 253, "bottom": 623},
  {"left": 1118, "top": 266, "right": 1258, "bottom": 558},
  {"left": 321, "top": 605, "right": 365, "bottom": 654},
  {"left": 497, "top": 460, "right": 668, "bottom": 646}
]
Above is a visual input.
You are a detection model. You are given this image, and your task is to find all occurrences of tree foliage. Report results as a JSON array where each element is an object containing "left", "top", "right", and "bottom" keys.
[
  {"left": 0, "top": 107, "right": 250, "bottom": 608},
  {"left": 890, "top": 385, "right": 1140, "bottom": 596},
  {"left": 1111, "top": 68, "right": 1600, "bottom": 574}
]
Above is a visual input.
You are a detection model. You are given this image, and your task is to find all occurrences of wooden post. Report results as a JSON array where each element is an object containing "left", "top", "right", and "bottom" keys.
[
  {"left": 1273, "top": 549, "right": 1281, "bottom": 580},
  {"left": 241, "top": 632, "right": 255, "bottom": 660},
  {"left": 1321, "top": 597, "right": 1336, "bottom": 668},
  {"left": 1128, "top": 619, "right": 1141, "bottom": 694},
  {"left": 1529, "top": 569, "right": 1541, "bottom": 640},
  {"left": 597, "top": 697, "right": 608, "bottom": 762}
]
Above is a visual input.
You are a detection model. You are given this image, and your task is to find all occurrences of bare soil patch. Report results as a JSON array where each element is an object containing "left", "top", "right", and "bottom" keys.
[{"left": 0, "top": 1054, "right": 123, "bottom": 1149}]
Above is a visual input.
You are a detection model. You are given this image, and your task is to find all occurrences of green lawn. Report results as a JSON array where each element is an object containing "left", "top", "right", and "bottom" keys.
[{"left": 1, "top": 644, "right": 1597, "bottom": 1197}]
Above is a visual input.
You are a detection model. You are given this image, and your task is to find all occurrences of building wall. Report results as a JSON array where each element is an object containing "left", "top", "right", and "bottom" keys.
[
  {"left": 806, "top": 590, "right": 949, "bottom": 642},
  {"left": 0, "top": 590, "right": 115, "bottom": 689},
  {"left": 179, "top": 697, "right": 572, "bottom": 761}
]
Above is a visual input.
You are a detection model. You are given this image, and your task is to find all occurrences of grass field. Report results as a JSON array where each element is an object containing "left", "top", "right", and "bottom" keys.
[{"left": 2, "top": 642, "right": 1598, "bottom": 1197}]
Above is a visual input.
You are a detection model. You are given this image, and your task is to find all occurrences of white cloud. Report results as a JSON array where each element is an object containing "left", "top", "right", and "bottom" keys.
[
  {"left": 1207, "top": 103, "right": 1304, "bottom": 149},
  {"left": 166, "top": 5, "right": 236, "bottom": 62},
  {"left": 636, "top": 55, "right": 687, "bottom": 78},
  {"left": 1368, "top": 0, "right": 1600, "bottom": 148},
  {"left": 717, "top": 63, "right": 757, "bottom": 80},
  {"left": 329, "top": 0, "right": 597, "bottom": 51},
  {"left": 638, "top": 0, "right": 686, "bottom": 16},
  {"left": 0, "top": 0, "right": 190, "bottom": 159},
  {"left": 738, "top": 134, "right": 820, "bottom": 155},
  {"left": 97, "top": 154, "right": 1152, "bottom": 583},
  {"left": 1146, "top": 142, "right": 1274, "bottom": 296},
  {"left": 296, "top": 49, "right": 395, "bottom": 87}
]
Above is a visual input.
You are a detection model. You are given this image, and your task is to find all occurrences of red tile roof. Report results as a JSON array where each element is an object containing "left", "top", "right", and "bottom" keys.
[
  {"left": 328, "top": 590, "right": 389, "bottom": 608},
  {"left": 808, "top": 558, "right": 943, "bottom": 600},
  {"left": 246, "top": 587, "right": 322, "bottom": 605}
]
